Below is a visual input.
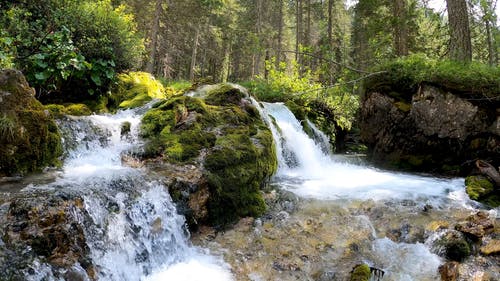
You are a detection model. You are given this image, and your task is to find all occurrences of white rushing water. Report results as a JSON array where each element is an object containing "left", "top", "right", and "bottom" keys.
[
  {"left": 260, "top": 102, "right": 468, "bottom": 204},
  {"left": 26, "top": 105, "right": 233, "bottom": 281},
  {"left": 256, "top": 102, "right": 479, "bottom": 280}
]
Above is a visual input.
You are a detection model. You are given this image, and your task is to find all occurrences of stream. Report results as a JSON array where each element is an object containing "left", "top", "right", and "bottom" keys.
[{"left": 0, "top": 99, "right": 498, "bottom": 280}]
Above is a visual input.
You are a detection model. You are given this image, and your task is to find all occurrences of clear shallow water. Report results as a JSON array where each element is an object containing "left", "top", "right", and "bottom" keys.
[{"left": 22, "top": 106, "right": 233, "bottom": 281}]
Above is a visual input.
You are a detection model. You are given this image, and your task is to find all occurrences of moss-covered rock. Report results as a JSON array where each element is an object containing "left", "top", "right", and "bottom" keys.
[
  {"left": 46, "top": 103, "right": 92, "bottom": 118},
  {"left": 350, "top": 264, "right": 371, "bottom": 281},
  {"left": 465, "top": 175, "right": 499, "bottom": 207},
  {"left": 0, "top": 69, "right": 62, "bottom": 176},
  {"left": 109, "top": 71, "right": 168, "bottom": 110},
  {"left": 141, "top": 84, "right": 277, "bottom": 227}
]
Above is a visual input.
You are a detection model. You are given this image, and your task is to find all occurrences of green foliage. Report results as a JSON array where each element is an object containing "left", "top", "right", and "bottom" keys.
[
  {"left": 110, "top": 72, "right": 166, "bottom": 110},
  {"left": 366, "top": 54, "right": 500, "bottom": 101},
  {"left": 0, "top": 30, "right": 15, "bottom": 68},
  {"left": 0, "top": 0, "right": 144, "bottom": 101},
  {"left": 246, "top": 60, "right": 359, "bottom": 131}
]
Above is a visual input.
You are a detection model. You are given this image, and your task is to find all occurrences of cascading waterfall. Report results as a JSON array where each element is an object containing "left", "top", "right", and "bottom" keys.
[
  {"left": 21, "top": 105, "right": 233, "bottom": 281},
  {"left": 260, "top": 102, "right": 467, "bottom": 203},
  {"left": 256, "top": 101, "right": 480, "bottom": 280}
]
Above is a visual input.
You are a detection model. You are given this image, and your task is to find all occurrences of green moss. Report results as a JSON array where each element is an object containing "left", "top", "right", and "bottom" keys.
[
  {"left": 204, "top": 83, "right": 247, "bottom": 106},
  {"left": 64, "top": 104, "right": 92, "bottom": 116},
  {"left": 350, "top": 264, "right": 371, "bottom": 281},
  {"left": 365, "top": 54, "right": 500, "bottom": 101},
  {"left": 465, "top": 175, "right": 499, "bottom": 207},
  {"left": 141, "top": 86, "right": 277, "bottom": 226},
  {"left": 394, "top": 101, "right": 411, "bottom": 112},
  {"left": 110, "top": 71, "right": 167, "bottom": 110},
  {"left": 0, "top": 70, "right": 62, "bottom": 176},
  {"left": 45, "top": 103, "right": 92, "bottom": 117}
]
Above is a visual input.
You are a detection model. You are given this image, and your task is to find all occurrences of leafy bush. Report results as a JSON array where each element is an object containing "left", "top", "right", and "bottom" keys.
[
  {"left": 0, "top": 0, "right": 144, "bottom": 101},
  {"left": 246, "top": 60, "right": 358, "bottom": 131}
]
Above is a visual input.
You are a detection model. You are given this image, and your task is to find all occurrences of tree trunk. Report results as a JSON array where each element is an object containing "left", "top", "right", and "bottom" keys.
[
  {"left": 146, "top": 0, "right": 162, "bottom": 74},
  {"left": 485, "top": 19, "right": 495, "bottom": 65},
  {"left": 276, "top": 0, "right": 284, "bottom": 67},
  {"left": 446, "top": 0, "right": 472, "bottom": 62},
  {"left": 296, "top": 0, "right": 302, "bottom": 64},
  {"left": 327, "top": 0, "right": 333, "bottom": 46},
  {"left": 305, "top": 0, "right": 311, "bottom": 47},
  {"left": 254, "top": 0, "right": 263, "bottom": 76},
  {"left": 189, "top": 24, "right": 200, "bottom": 81},
  {"left": 393, "top": 0, "right": 409, "bottom": 56}
]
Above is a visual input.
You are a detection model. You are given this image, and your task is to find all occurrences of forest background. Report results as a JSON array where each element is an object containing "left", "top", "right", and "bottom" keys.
[{"left": 1, "top": 0, "right": 499, "bottom": 135}]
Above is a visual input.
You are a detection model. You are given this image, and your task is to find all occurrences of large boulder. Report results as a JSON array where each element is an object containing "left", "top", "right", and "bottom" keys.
[
  {"left": 360, "top": 83, "right": 499, "bottom": 174},
  {"left": 0, "top": 69, "right": 62, "bottom": 177},
  {"left": 140, "top": 83, "right": 277, "bottom": 228}
]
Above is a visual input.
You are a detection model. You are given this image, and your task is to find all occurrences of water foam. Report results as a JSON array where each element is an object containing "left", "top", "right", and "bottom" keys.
[{"left": 261, "top": 102, "right": 467, "bottom": 204}]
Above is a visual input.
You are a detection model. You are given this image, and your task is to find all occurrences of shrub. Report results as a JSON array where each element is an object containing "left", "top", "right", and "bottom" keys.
[{"left": 0, "top": 0, "right": 144, "bottom": 101}]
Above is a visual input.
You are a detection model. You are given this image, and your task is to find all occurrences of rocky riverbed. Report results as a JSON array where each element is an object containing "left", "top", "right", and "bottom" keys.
[{"left": 193, "top": 187, "right": 500, "bottom": 281}]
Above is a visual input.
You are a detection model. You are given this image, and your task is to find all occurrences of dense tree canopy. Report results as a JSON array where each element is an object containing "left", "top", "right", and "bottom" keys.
[{"left": 1, "top": 0, "right": 499, "bottom": 103}]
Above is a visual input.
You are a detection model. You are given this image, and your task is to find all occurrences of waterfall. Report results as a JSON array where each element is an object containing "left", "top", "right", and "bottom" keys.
[
  {"left": 259, "top": 102, "right": 467, "bottom": 204},
  {"left": 18, "top": 105, "right": 232, "bottom": 281}
]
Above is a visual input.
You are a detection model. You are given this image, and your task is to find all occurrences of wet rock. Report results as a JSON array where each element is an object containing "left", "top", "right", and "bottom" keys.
[
  {"left": 0, "top": 191, "right": 92, "bottom": 279},
  {"left": 480, "top": 239, "right": 500, "bottom": 256},
  {"left": 465, "top": 175, "right": 499, "bottom": 207},
  {"left": 439, "top": 261, "right": 459, "bottom": 281},
  {"left": 360, "top": 83, "right": 499, "bottom": 174},
  {"left": 313, "top": 269, "right": 336, "bottom": 281},
  {"left": 455, "top": 211, "right": 494, "bottom": 240},
  {"left": 435, "top": 230, "right": 471, "bottom": 262},
  {"left": 120, "top": 121, "right": 131, "bottom": 137},
  {"left": 0, "top": 69, "right": 62, "bottom": 176}
]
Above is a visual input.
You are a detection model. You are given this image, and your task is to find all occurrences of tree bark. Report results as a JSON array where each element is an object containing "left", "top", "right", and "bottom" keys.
[
  {"left": 485, "top": 19, "right": 495, "bottom": 65},
  {"left": 327, "top": 0, "right": 333, "bottom": 46},
  {"left": 296, "top": 0, "right": 302, "bottom": 64},
  {"left": 276, "top": 0, "right": 284, "bottom": 67},
  {"left": 393, "top": 0, "right": 409, "bottom": 56},
  {"left": 445, "top": 0, "right": 472, "bottom": 62},
  {"left": 189, "top": 24, "right": 200, "bottom": 81},
  {"left": 146, "top": 0, "right": 162, "bottom": 74}
]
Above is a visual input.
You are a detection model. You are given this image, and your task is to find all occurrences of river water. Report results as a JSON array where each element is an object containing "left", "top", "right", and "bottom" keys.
[
  {"left": 1, "top": 99, "right": 497, "bottom": 280},
  {"left": 8, "top": 105, "right": 233, "bottom": 280}
]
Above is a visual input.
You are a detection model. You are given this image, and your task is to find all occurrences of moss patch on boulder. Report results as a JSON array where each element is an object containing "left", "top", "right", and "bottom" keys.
[
  {"left": 140, "top": 84, "right": 277, "bottom": 226},
  {"left": 109, "top": 71, "right": 168, "bottom": 110},
  {"left": 465, "top": 175, "right": 499, "bottom": 207},
  {"left": 350, "top": 264, "right": 371, "bottom": 281},
  {"left": 0, "top": 69, "right": 62, "bottom": 176},
  {"left": 46, "top": 103, "right": 92, "bottom": 118}
]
